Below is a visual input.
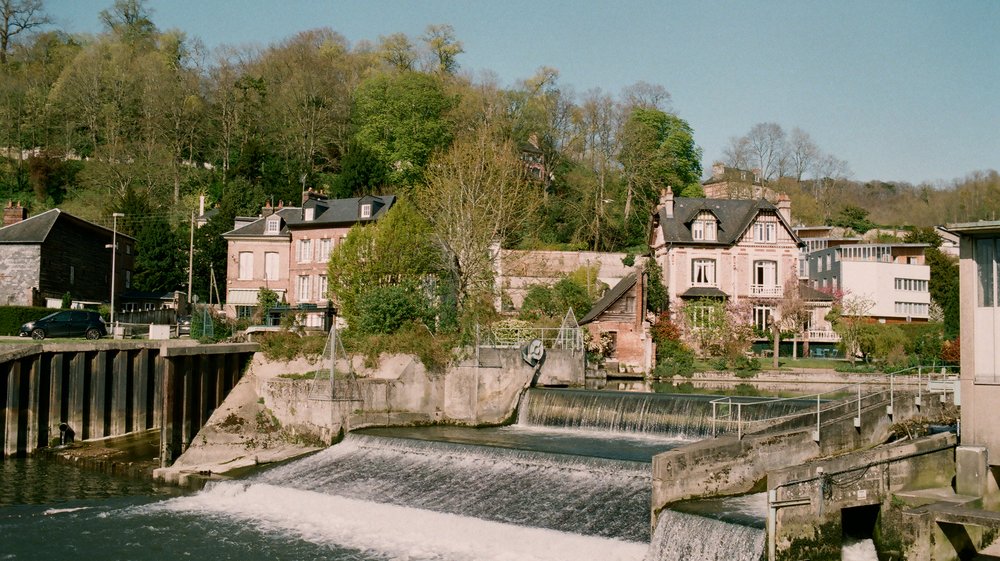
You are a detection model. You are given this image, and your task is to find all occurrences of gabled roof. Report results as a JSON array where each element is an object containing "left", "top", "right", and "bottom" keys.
[
  {"left": 580, "top": 271, "right": 637, "bottom": 325},
  {"left": 0, "top": 209, "right": 135, "bottom": 244},
  {"left": 655, "top": 197, "right": 802, "bottom": 247},
  {"left": 223, "top": 195, "right": 396, "bottom": 239}
]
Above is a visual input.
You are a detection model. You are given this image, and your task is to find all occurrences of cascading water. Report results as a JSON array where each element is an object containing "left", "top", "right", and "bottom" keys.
[
  {"left": 518, "top": 388, "right": 812, "bottom": 438},
  {"left": 842, "top": 538, "right": 879, "bottom": 561},
  {"left": 645, "top": 509, "right": 765, "bottom": 561}
]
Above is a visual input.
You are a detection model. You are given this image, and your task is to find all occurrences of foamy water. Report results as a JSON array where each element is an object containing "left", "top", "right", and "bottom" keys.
[
  {"left": 842, "top": 538, "right": 878, "bottom": 561},
  {"left": 155, "top": 482, "right": 647, "bottom": 561}
]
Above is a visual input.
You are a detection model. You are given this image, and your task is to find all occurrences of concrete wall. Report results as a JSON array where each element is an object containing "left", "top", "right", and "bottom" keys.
[
  {"left": 651, "top": 386, "right": 955, "bottom": 527},
  {"left": 767, "top": 432, "right": 956, "bottom": 561},
  {"left": 495, "top": 249, "right": 633, "bottom": 309}
]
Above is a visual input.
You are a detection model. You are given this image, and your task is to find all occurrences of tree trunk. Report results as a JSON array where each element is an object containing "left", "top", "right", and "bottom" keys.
[{"left": 772, "top": 325, "right": 780, "bottom": 369}]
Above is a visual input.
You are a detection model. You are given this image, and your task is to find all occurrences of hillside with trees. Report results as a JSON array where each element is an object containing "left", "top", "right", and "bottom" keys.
[{"left": 0, "top": 0, "right": 995, "bottom": 337}]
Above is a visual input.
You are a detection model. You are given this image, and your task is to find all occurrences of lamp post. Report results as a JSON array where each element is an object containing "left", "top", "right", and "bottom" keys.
[{"left": 108, "top": 212, "right": 124, "bottom": 335}]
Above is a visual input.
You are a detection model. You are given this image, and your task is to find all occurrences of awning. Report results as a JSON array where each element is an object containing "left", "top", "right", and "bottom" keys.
[{"left": 226, "top": 289, "right": 285, "bottom": 305}]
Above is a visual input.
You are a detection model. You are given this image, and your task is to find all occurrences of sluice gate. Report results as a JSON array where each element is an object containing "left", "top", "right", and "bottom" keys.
[{"left": 0, "top": 342, "right": 256, "bottom": 464}]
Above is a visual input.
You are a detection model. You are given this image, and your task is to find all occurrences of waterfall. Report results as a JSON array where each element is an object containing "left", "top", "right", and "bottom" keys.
[
  {"left": 249, "top": 433, "right": 654, "bottom": 542},
  {"left": 842, "top": 538, "right": 879, "bottom": 561},
  {"left": 518, "top": 389, "right": 812, "bottom": 438},
  {"left": 645, "top": 509, "right": 765, "bottom": 561}
]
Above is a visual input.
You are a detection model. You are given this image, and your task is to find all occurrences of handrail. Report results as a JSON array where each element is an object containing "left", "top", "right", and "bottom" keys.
[{"left": 709, "top": 365, "right": 959, "bottom": 439}]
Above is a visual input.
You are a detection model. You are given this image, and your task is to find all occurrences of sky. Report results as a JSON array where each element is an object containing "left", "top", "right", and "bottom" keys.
[{"left": 44, "top": 0, "right": 1000, "bottom": 186}]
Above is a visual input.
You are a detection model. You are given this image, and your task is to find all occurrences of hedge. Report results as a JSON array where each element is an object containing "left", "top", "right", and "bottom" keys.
[{"left": 0, "top": 306, "right": 57, "bottom": 336}]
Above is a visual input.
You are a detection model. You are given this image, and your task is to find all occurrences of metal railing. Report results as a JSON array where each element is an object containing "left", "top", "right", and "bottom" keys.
[
  {"left": 476, "top": 325, "right": 584, "bottom": 352},
  {"left": 710, "top": 365, "right": 959, "bottom": 441}
]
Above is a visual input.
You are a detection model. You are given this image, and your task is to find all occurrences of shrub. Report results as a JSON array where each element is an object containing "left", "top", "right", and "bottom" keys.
[
  {"left": 355, "top": 283, "right": 430, "bottom": 335},
  {"left": 0, "top": 306, "right": 55, "bottom": 336},
  {"left": 258, "top": 332, "right": 327, "bottom": 362},
  {"left": 343, "top": 322, "right": 457, "bottom": 372},
  {"left": 652, "top": 340, "right": 695, "bottom": 377}
]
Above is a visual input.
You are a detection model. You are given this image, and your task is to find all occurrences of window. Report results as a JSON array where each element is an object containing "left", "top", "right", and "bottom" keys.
[
  {"left": 236, "top": 306, "right": 255, "bottom": 319},
  {"left": 691, "top": 213, "right": 717, "bottom": 241},
  {"left": 895, "top": 302, "right": 929, "bottom": 317},
  {"left": 125, "top": 270, "right": 131, "bottom": 289},
  {"left": 265, "top": 252, "right": 279, "bottom": 281},
  {"left": 298, "top": 239, "right": 312, "bottom": 263},
  {"left": 266, "top": 217, "right": 281, "bottom": 235},
  {"left": 125, "top": 244, "right": 131, "bottom": 255},
  {"left": 686, "top": 304, "right": 716, "bottom": 329},
  {"left": 753, "top": 221, "right": 776, "bottom": 243},
  {"left": 895, "top": 278, "right": 928, "bottom": 292},
  {"left": 692, "top": 259, "right": 716, "bottom": 286},
  {"left": 360, "top": 203, "right": 372, "bottom": 218},
  {"left": 753, "top": 260, "right": 777, "bottom": 292},
  {"left": 318, "top": 238, "right": 333, "bottom": 262},
  {"left": 70, "top": 266, "right": 75, "bottom": 285},
  {"left": 304, "top": 207, "right": 315, "bottom": 221},
  {"left": 753, "top": 305, "right": 774, "bottom": 331},
  {"left": 297, "top": 275, "right": 311, "bottom": 302},
  {"left": 624, "top": 296, "right": 635, "bottom": 313},
  {"left": 238, "top": 252, "right": 253, "bottom": 280},
  {"left": 317, "top": 274, "right": 328, "bottom": 301},
  {"left": 976, "top": 238, "right": 998, "bottom": 307}
]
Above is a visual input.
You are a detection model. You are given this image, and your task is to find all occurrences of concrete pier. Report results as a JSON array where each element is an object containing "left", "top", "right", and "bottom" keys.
[{"left": 0, "top": 341, "right": 256, "bottom": 462}]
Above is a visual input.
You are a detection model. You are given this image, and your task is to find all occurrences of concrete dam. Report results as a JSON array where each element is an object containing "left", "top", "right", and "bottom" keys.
[{"left": 0, "top": 342, "right": 256, "bottom": 462}]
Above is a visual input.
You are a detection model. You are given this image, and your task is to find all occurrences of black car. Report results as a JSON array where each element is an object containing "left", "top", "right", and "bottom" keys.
[{"left": 19, "top": 310, "right": 107, "bottom": 340}]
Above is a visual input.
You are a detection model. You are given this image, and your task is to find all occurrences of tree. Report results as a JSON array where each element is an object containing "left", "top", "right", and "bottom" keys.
[
  {"left": 414, "top": 123, "right": 538, "bottom": 315},
  {"left": 378, "top": 32, "right": 416, "bottom": 71},
  {"left": 924, "top": 247, "right": 959, "bottom": 339},
  {"left": 100, "top": 0, "right": 155, "bottom": 45},
  {"left": 771, "top": 277, "right": 811, "bottom": 368},
  {"left": 327, "top": 199, "right": 443, "bottom": 326},
  {"left": 421, "top": 24, "right": 462, "bottom": 75},
  {"left": 829, "top": 205, "right": 876, "bottom": 234},
  {"left": 133, "top": 214, "right": 186, "bottom": 293},
  {"left": 786, "top": 127, "right": 819, "bottom": 183},
  {"left": 0, "top": 0, "right": 49, "bottom": 65},
  {"left": 351, "top": 71, "right": 454, "bottom": 185},
  {"left": 826, "top": 295, "right": 875, "bottom": 365}
]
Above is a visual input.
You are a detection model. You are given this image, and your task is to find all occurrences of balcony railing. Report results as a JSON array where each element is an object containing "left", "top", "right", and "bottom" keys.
[
  {"left": 805, "top": 329, "right": 840, "bottom": 342},
  {"left": 750, "top": 284, "right": 782, "bottom": 297}
]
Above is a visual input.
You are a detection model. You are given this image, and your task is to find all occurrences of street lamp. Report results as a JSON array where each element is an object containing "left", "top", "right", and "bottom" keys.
[{"left": 106, "top": 212, "right": 124, "bottom": 335}]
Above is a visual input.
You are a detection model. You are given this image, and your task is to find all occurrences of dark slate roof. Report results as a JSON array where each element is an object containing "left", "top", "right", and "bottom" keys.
[
  {"left": 0, "top": 209, "right": 135, "bottom": 244},
  {"left": 680, "top": 286, "right": 728, "bottom": 299},
  {"left": 580, "top": 271, "right": 637, "bottom": 325},
  {"left": 223, "top": 195, "right": 396, "bottom": 239},
  {"left": 656, "top": 197, "right": 802, "bottom": 247}
]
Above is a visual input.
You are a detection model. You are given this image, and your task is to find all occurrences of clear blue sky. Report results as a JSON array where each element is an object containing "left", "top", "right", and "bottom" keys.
[{"left": 46, "top": 0, "right": 999, "bottom": 185}]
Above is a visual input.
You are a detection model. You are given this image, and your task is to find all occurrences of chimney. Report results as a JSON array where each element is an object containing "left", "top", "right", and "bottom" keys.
[
  {"left": 302, "top": 188, "right": 313, "bottom": 205},
  {"left": 198, "top": 194, "right": 205, "bottom": 217},
  {"left": 712, "top": 162, "right": 725, "bottom": 179},
  {"left": 777, "top": 193, "right": 791, "bottom": 223},
  {"left": 261, "top": 200, "right": 274, "bottom": 217},
  {"left": 3, "top": 201, "right": 27, "bottom": 226},
  {"left": 658, "top": 186, "right": 674, "bottom": 219}
]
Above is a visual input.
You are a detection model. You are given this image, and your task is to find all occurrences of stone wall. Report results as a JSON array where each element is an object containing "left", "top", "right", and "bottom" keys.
[
  {"left": 0, "top": 244, "right": 39, "bottom": 306},
  {"left": 495, "top": 248, "right": 635, "bottom": 309}
]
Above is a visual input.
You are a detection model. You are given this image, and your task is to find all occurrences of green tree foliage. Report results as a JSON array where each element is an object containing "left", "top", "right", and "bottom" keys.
[
  {"left": 355, "top": 283, "right": 430, "bottom": 335},
  {"left": 650, "top": 312, "right": 695, "bottom": 377},
  {"left": 256, "top": 287, "right": 278, "bottom": 323},
  {"left": 351, "top": 71, "right": 454, "bottom": 185},
  {"left": 327, "top": 200, "right": 444, "bottom": 330},
  {"left": 924, "top": 247, "right": 959, "bottom": 339},
  {"left": 828, "top": 205, "right": 877, "bottom": 234},
  {"left": 645, "top": 259, "right": 667, "bottom": 314},
  {"left": 519, "top": 276, "right": 592, "bottom": 322},
  {"left": 133, "top": 214, "right": 185, "bottom": 292},
  {"left": 193, "top": 178, "right": 265, "bottom": 301}
]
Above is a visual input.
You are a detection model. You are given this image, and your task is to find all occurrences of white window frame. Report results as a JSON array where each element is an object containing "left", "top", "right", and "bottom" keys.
[
  {"left": 317, "top": 274, "right": 328, "bottom": 301},
  {"left": 318, "top": 238, "right": 333, "bottom": 263},
  {"left": 266, "top": 217, "right": 281, "bottom": 235},
  {"left": 298, "top": 239, "right": 313, "bottom": 263},
  {"left": 360, "top": 203, "right": 372, "bottom": 218},
  {"left": 692, "top": 258, "right": 716, "bottom": 286},
  {"left": 297, "top": 275, "right": 311, "bottom": 302},
  {"left": 753, "top": 221, "right": 776, "bottom": 243}
]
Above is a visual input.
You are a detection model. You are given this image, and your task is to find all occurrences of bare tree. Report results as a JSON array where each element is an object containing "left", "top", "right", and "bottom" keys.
[
  {"left": 421, "top": 23, "right": 462, "bottom": 75},
  {"left": 787, "top": 127, "right": 820, "bottom": 183},
  {"left": 0, "top": 0, "right": 49, "bottom": 65},
  {"left": 745, "top": 122, "right": 786, "bottom": 181},
  {"left": 621, "top": 81, "right": 671, "bottom": 112},
  {"left": 722, "top": 135, "right": 752, "bottom": 170},
  {"left": 415, "top": 123, "right": 538, "bottom": 310},
  {"left": 377, "top": 32, "right": 416, "bottom": 71}
]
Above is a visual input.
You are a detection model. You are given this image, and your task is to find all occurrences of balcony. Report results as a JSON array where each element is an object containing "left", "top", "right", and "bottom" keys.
[
  {"left": 750, "top": 284, "right": 782, "bottom": 297},
  {"left": 805, "top": 329, "right": 840, "bottom": 342}
]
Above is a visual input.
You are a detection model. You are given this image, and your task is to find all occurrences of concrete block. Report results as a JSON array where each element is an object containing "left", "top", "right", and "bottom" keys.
[
  {"left": 149, "top": 325, "right": 171, "bottom": 340},
  {"left": 957, "top": 446, "right": 989, "bottom": 498}
]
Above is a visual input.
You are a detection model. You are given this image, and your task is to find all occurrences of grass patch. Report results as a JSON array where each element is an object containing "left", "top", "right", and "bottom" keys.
[{"left": 342, "top": 322, "right": 458, "bottom": 373}]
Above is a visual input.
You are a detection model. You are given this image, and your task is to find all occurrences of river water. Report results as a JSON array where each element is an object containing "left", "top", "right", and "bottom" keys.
[{"left": 0, "top": 389, "right": 778, "bottom": 561}]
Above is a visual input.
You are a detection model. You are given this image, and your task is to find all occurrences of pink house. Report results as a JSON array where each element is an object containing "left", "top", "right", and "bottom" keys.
[
  {"left": 649, "top": 188, "right": 834, "bottom": 351},
  {"left": 223, "top": 191, "right": 395, "bottom": 327}
]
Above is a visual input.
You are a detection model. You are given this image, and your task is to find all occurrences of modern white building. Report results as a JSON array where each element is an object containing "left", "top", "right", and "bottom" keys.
[{"left": 798, "top": 234, "right": 931, "bottom": 322}]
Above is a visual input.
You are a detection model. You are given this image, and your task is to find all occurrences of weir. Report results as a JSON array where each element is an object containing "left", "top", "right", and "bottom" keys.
[{"left": 0, "top": 342, "right": 255, "bottom": 462}]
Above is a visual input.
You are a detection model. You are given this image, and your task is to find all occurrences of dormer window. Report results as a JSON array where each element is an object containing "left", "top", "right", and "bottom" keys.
[
  {"left": 360, "top": 203, "right": 372, "bottom": 219},
  {"left": 304, "top": 208, "right": 315, "bottom": 221},
  {"left": 691, "top": 212, "right": 717, "bottom": 241},
  {"left": 265, "top": 216, "right": 281, "bottom": 235}
]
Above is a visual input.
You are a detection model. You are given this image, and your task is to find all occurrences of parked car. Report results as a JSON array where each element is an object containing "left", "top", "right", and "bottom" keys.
[
  {"left": 177, "top": 315, "right": 191, "bottom": 336},
  {"left": 19, "top": 310, "right": 107, "bottom": 340}
]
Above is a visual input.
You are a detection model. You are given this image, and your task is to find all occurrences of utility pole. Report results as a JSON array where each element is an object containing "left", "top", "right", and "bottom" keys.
[
  {"left": 187, "top": 212, "right": 194, "bottom": 306},
  {"left": 108, "top": 212, "right": 124, "bottom": 334}
]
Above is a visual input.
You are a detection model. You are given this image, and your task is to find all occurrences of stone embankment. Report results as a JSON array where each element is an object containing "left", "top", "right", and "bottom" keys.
[{"left": 154, "top": 346, "right": 582, "bottom": 486}]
